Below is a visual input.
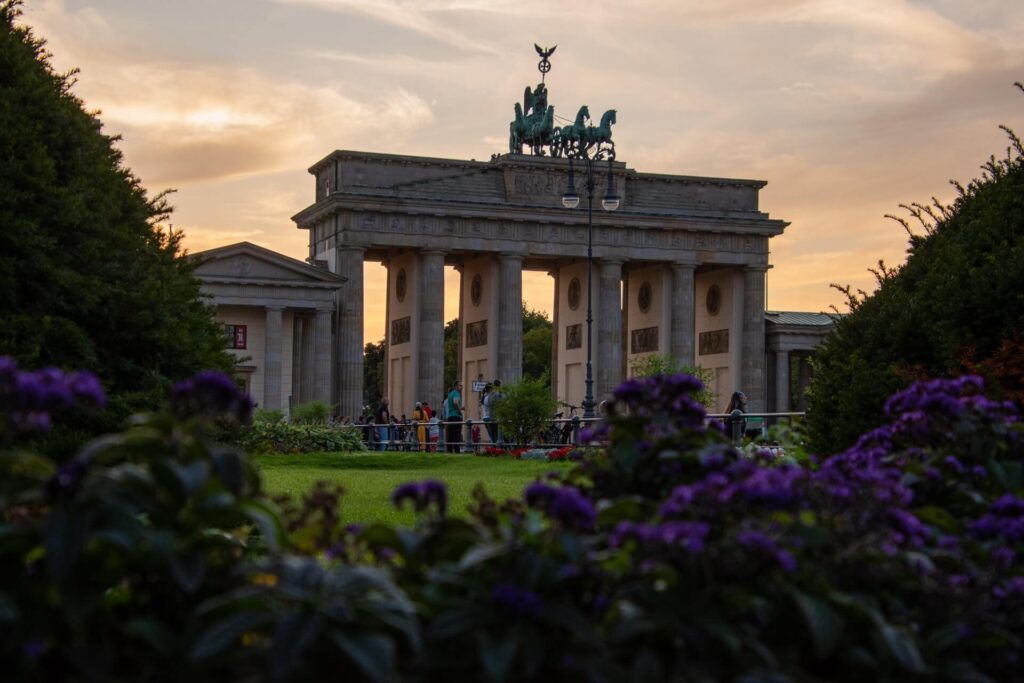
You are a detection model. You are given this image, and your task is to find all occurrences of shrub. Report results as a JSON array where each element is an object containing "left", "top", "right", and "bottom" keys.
[
  {"left": 808, "top": 87, "right": 1024, "bottom": 453},
  {"left": 0, "top": 2, "right": 235, "bottom": 437},
  {"left": 491, "top": 378, "right": 557, "bottom": 446},
  {"left": 239, "top": 420, "right": 366, "bottom": 454},
  {"left": 290, "top": 400, "right": 332, "bottom": 425},
  {"left": 4, "top": 358, "right": 1024, "bottom": 681},
  {"left": 253, "top": 407, "right": 285, "bottom": 424}
]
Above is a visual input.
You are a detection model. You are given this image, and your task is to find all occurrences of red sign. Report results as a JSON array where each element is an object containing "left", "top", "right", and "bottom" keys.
[{"left": 225, "top": 324, "right": 247, "bottom": 349}]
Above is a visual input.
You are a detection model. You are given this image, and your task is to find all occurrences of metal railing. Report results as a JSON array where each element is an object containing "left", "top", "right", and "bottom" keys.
[
  {"left": 350, "top": 415, "right": 605, "bottom": 453},
  {"left": 349, "top": 410, "right": 806, "bottom": 452}
]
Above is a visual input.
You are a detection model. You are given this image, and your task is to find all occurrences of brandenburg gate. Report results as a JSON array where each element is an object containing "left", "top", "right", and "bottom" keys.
[{"left": 291, "top": 48, "right": 788, "bottom": 419}]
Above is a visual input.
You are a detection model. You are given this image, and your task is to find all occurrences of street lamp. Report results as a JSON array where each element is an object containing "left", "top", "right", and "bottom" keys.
[{"left": 562, "top": 144, "right": 619, "bottom": 420}]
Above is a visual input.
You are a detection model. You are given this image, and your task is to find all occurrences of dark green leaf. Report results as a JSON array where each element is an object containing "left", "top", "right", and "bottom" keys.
[
  {"left": 596, "top": 496, "right": 653, "bottom": 525},
  {"left": 44, "top": 503, "right": 85, "bottom": 582},
  {"left": 874, "top": 620, "right": 927, "bottom": 673},
  {"left": 631, "top": 647, "right": 664, "bottom": 683},
  {"left": 271, "top": 611, "right": 322, "bottom": 680},
  {"left": 170, "top": 551, "right": 206, "bottom": 593},
  {"left": 791, "top": 590, "right": 844, "bottom": 659},
  {"left": 190, "top": 611, "right": 273, "bottom": 662},
  {"left": 330, "top": 631, "right": 395, "bottom": 682},
  {"left": 238, "top": 499, "right": 287, "bottom": 551},
  {"left": 124, "top": 618, "right": 175, "bottom": 657},
  {"left": 212, "top": 449, "right": 245, "bottom": 495},
  {"left": 478, "top": 631, "right": 518, "bottom": 683}
]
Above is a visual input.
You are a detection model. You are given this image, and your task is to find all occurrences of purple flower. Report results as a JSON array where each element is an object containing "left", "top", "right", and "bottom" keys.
[
  {"left": 610, "top": 520, "right": 709, "bottom": 553},
  {"left": 993, "top": 576, "right": 1024, "bottom": 601},
  {"left": 45, "top": 458, "right": 89, "bottom": 499},
  {"left": 737, "top": 529, "right": 797, "bottom": 572},
  {"left": 889, "top": 509, "right": 930, "bottom": 547},
  {"left": 524, "top": 483, "right": 596, "bottom": 530},
  {"left": 992, "top": 546, "right": 1016, "bottom": 569},
  {"left": 0, "top": 357, "right": 106, "bottom": 433},
  {"left": 391, "top": 479, "right": 447, "bottom": 516},
  {"left": 948, "top": 574, "right": 970, "bottom": 588},
  {"left": 970, "top": 495, "right": 1024, "bottom": 544},
  {"left": 170, "top": 370, "right": 253, "bottom": 423},
  {"left": 491, "top": 582, "right": 543, "bottom": 617},
  {"left": 944, "top": 456, "right": 966, "bottom": 474},
  {"left": 21, "top": 639, "right": 45, "bottom": 662}
]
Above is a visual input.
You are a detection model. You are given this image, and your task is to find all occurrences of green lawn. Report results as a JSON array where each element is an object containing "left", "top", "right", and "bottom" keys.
[{"left": 254, "top": 452, "right": 572, "bottom": 524}]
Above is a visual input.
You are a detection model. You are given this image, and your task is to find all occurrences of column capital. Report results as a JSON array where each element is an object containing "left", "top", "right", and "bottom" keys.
[
  {"left": 265, "top": 304, "right": 285, "bottom": 312},
  {"left": 744, "top": 263, "right": 771, "bottom": 273},
  {"left": 598, "top": 257, "right": 624, "bottom": 267},
  {"left": 672, "top": 260, "right": 699, "bottom": 271},
  {"left": 498, "top": 252, "right": 525, "bottom": 262},
  {"left": 421, "top": 249, "right": 447, "bottom": 257}
]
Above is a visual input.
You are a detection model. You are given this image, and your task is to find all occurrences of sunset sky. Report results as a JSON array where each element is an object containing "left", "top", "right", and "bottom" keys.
[{"left": 22, "top": 0, "right": 1024, "bottom": 341}]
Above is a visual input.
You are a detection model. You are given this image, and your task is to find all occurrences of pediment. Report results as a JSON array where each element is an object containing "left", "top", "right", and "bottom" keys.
[{"left": 192, "top": 242, "right": 345, "bottom": 285}]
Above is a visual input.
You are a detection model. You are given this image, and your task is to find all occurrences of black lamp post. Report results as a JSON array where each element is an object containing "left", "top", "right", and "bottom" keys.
[{"left": 562, "top": 145, "right": 619, "bottom": 420}]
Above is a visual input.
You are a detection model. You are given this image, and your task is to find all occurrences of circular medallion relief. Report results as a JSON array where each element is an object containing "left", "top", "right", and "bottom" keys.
[
  {"left": 395, "top": 268, "right": 407, "bottom": 302},
  {"left": 706, "top": 284, "right": 722, "bottom": 316},
  {"left": 638, "top": 281, "right": 652, "bottom": 314},
  {"left": 470, "top": 274, "right": 483, "bottom": 307},
  {"left": 567, "top": 277, "right": 581, "bottom": 311}
]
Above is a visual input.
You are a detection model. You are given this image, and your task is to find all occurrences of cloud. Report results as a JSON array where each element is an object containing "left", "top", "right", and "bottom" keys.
[{"left": 273, "top": 0, "right": 507, "bottom": 54}]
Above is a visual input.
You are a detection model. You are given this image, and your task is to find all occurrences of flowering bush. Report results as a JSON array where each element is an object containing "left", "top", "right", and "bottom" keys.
[
  {"left": 2, "top": 359, "right": 1022, "bottom": 681},
  {"left": 476, "top": 445, "right": 586, "bottom": 461}
]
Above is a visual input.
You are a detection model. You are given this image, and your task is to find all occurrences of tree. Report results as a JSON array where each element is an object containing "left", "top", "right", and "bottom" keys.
[
  {"left": 522, "top": 304, "right": 552, "bottom": 383},
  {"left": 491, "top": 377, "right": 557, "bottom": 446},
  {"left": 444, "top": 318, "right": 459, "bottom": 392},
  {"left": 0, "top": 1, "right": 233, "bottom": 428},
  {"left": 807, "top": 87, "right": 1024, "bottom": 453},
  {"left": 363, "top": 339, "right": 385, "bottom": 412},
  {"left": 443, "top": 304, "right": 553, "bottom": 390}
]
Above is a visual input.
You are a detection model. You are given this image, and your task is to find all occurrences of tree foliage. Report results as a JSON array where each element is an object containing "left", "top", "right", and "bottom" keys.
[
  {"left": 363, "top": 339, "right": 385, "bottom": 412},
  {"left": 629, "top": 354, "right": 717, "bottom": 409},
  {"left": 807, "top": 88, "right": 1024, "bottom": 452},
  {"left": 522, "top": 304, "right": 552, "bottom": 383},
  {"left": 0, "top": 1, "right": 233, "bottom": 427},
  {"left": 492, "top": 377, "right": 557, "bottom": 446}
]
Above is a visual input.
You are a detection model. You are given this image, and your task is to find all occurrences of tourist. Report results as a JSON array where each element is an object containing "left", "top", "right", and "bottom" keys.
[
  {"left": 482, "top": 379, "right": 502, "bottom": 445},
  {"left": 444, "top": 380, "right": 463, "bottom": 453},
  {"left": 412, "top": 401, "right": 427, "bottom": 451},
  {"left": 427, "top": 410, "right": 440, "bottom": 452},
  {"left": 374, "top": 398, "right": 390, "bottom": 451},
  {"left": 726, "top": 391, "right": 748, "bottom": 439}
]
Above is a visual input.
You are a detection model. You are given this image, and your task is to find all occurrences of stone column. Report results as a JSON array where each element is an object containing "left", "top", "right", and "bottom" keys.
[
  {"left": 741, "top": 265, "right": 768, "bottom": 412},
  {"left": 597, "top": 259, "right": 623, "bottom": 400},
  {"left": 418, "top": 250, "right": 446, "bottom": 408},
  {"left": 291, "top": 316, "right": 303, "bottom": 404},
  {"left": 497, "top": 253, "right": 523, "bottom": 383},
  {"left": 300, "top": 315, "right": 315, "bottom": 404},
  {"left": 455, "top": 263, "right": 465, "bottom": 389},
  {"left": 671, "top": 262, "right": 696, "bottom": 366},
  {"left": 335, "top": 247, "right": 364, "bottom": 419},
  {"left": 775, "top": 349, "right": 790, "bottom": 413},
  {"left": 549, "top": 268, "right": 560, "bottom": 400},
  {"left": 796, "top": 353, "right": 813, "bottom": 410},
  {"left": 313, "top": 309, "right": 332, "bottom": 404},
  {"left": 264, "top": 306, "right": 284, "bottom": 411},
  {"left": 621, "top": 269, "right": 630, "bottom": 378}
]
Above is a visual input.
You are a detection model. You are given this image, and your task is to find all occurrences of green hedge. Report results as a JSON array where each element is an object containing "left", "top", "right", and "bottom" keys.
[{"left": 239, "top": 421, "right": 366, "bottom": 454}]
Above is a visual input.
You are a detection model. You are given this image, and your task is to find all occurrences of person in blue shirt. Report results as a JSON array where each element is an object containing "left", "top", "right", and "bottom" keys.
[{"left": 444, "top": 381, "right": 463, "bottom": 453}]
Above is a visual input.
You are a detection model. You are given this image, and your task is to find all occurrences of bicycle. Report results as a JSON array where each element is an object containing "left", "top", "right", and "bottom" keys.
[{"left": 542, "top": 403, "right": 580, "bottom": 444}]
